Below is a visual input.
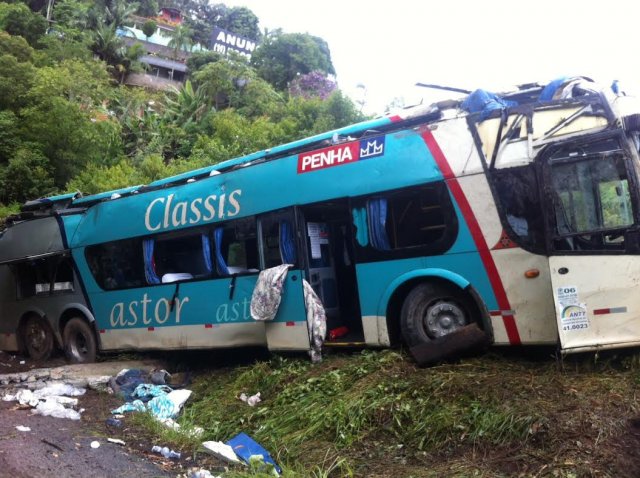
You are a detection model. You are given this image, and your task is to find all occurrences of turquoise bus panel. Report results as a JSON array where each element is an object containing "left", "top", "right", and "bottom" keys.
[
  {"left": 86, "top": 269, "right": 306, "bottom": 333},
  {"left": 355, "top": 251, "right": 499, "bottom": 319},
  {"left": 70, "top": 128, "right": 442, "bottom": 247}
]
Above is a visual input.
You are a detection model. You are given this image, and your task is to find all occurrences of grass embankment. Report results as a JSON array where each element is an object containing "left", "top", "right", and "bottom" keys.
[{"left": 139, "top": 350, "right": 640, "bottom": 477}]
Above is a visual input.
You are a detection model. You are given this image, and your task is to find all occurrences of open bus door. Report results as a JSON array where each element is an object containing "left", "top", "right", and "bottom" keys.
[
  {"left": 259, "top": 210, "right": 311, "bottom": 352},
  {"left": 546, "top": 135, "right": 640, "bottom": 353}
]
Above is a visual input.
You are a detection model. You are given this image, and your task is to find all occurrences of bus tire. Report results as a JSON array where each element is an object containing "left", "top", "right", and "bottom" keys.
[
  {"left": 63, "top": 318, "right": 97, "bottom": 364},
  {"left": 22, "top": 315, "right": 54, "bottom": 361},
  {"left": 400, "top": 283, "right": 472, "bottom": 347}
]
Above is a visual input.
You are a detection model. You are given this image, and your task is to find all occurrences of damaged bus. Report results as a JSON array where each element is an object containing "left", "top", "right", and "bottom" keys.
[{"left": 2, "top": 76, "right": 640, "bottom": 363}]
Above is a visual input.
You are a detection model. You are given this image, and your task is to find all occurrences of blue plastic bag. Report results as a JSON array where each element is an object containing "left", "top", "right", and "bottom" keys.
[{"left": 226, "top": 432, "right": 281, "bottom": 474}]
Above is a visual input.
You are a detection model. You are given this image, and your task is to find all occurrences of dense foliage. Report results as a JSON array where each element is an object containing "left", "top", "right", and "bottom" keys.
[{"left": 0, "top": 0, "right": 365, "bottom": 212}]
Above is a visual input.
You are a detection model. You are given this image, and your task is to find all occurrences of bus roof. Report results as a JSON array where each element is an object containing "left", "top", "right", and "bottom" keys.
[{"left": 19, "top": 76, "right": 631, "bottom": 215}]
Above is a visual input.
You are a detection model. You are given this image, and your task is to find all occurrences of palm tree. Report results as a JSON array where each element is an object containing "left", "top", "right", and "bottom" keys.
[
  {"left": 92, "top": 25, "right": 124, "bottom": 66},
  {"left": 168, "top": 24, "right": 193, "bottom": 60},
  {"left": 104, "top": 0, "right": 139, "bottom": 29}
]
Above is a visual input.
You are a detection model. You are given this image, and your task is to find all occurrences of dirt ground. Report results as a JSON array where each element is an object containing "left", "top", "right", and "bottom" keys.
[{"left": 0, "top": 350, "right": 203, "bottom": 478}]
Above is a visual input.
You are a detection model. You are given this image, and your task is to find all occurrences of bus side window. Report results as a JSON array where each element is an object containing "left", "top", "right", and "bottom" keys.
[
  {"left": 258, "top": 212, "right": 297, "bottom": 269},
  {"left": 492, "top": 165, "right": 546, "bottom": 253},
  {"left": 352, "top": 183, "right": 458, "bottom": 257},
  {"left": 214, "top": 218, "right": 259, "bottom": 275},
  {"left": 153, "top": 232, "right": 212, "bottom": 282},
  {"left": 12, "top": 256, "right": 74, "bottom": 298},
  {"left": 86, "top": 239, "right": 145, "bottom": 290}
]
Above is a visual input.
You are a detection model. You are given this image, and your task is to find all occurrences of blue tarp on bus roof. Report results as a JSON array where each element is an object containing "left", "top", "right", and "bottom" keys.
[{"left": 461, "top": 89, "right": 517, "bottom": 119}]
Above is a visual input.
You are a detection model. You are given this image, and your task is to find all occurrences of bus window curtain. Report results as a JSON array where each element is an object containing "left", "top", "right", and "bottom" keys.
[
  {"left": 201, "top": 233, "right": 213, "bottom": 273},
  {"left": 279, "top": 220, "right": 297, "bottom": 265},
  {"left": 367, "top": 198, "right": 391, "bottom": 250},
  {"left": 143, "top": 239, "right": 161, "bottom": 284},
  {"left": 352, "top": 207, "right": 369, "bottom": 247},
  {"left": 214, "top": 227, "right": 229, "bottom": 275}
]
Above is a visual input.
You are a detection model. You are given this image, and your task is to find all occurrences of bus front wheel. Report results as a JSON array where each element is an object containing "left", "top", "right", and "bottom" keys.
[
  {"left": 400, "top": 283, "right": 471, "bottom": 347},
  {"left": 22, "top": 315, "right": 54, "bottom": 361},
  {"left": 63, "top": 318, "right": 97, "bottom": 363}
]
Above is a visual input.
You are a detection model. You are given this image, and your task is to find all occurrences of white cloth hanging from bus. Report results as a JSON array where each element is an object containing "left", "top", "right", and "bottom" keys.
[
  {"left": 303, "top": 279, "right": 327, "bottom": 363},
  {"left": 250, "top": 264, "right": 291, "bottom": 321}
]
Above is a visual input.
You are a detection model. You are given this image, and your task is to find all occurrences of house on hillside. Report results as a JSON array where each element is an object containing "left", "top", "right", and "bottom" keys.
[{"left": 117, "top": 10, "right": 206, "bottom": 91}]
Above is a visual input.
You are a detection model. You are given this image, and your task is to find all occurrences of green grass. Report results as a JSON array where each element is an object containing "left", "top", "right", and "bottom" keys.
[{"left": 141, "top": 349, "right": 639, "bottom": 476}]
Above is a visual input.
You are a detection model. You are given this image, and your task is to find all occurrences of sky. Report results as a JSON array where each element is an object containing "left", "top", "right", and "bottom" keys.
[{"left": 222, "top": 0, "right": 640, "bottom": 115}]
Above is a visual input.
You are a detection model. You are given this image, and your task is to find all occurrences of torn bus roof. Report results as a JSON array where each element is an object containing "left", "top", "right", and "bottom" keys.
[{"left": 12, "top": 75, "right": 639, "bottom": 217}]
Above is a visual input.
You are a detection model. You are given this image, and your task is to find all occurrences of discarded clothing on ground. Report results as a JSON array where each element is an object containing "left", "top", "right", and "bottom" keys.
[
  {"left": 250, "top": 264, "right": 291, "bottom": 321},
  {"left": 112, "top": 388, "right": 192, "bottom": 420},
  {"left": 132, "top": 383, "right": 173, "bottom": 402},
  {"left": 226, "top": 432, "right": 281, "bottom": 474},
  {"left": 303, "top": 279, "right": 327, "bottom": 363}
]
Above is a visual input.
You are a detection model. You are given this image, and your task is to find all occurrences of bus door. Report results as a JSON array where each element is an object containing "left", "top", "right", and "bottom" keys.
[
  {"left": 545, "top": 136, "right": 640, "bottom": 352},
  {"left": 298, "top": 201, "right": 364, "bottom": 344},
  {"left": 257, "top": 211, "right": 310, "bottom": 351}
]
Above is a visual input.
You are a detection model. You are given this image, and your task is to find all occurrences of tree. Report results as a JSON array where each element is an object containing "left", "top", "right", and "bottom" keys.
[
  {"left": 142, "top": 19, "right": 156, "bottom": 39},
  {"left": 168, "top": 23, "right": 192, "bottom": 59},
  {"left": 0, "top": 31, "right": 34, "bottom": 62},
  {"left": 0, "top": 145, "right": 55, "bottom": 203},
  {"left": 0, "top": 2, "right": 47, "bottom": 47},
  {"left": 103, "top": 0, "right": 139, "bottom": 29},
  {"left": 92, "top": 24, "right": 124, "bottom": 66},
  {"left": 191, "top": 56, "right": 280, "bottom": 114},
  {"left": 251, "top": 32, "right": 335, "bottom": 91},
  {"left": 217, "top": 6, "right": 260, "bottom": 41},
  {"left": 136, "top": 0, "right": 158, "bottom": 18},
  {"left": 186, "top": 50, "right": 223, "bottom": 72},
  {"left": 289, "top": 70, "right": 336, "bottom": 100},
  {"left": 0, "top": 54, "right": 36, "bottom": 111}
]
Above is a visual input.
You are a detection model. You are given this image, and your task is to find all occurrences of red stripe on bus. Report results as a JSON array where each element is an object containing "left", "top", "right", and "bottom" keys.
[
  {"left": 389, "top": 115, "right": 402, "bottom": 123},
  {"left": 593, "top": 308, "right": 610, "bottom": 315},
  {"left": 421, "top": 129, "right": 522, "bottom": 345},
  {"left": 147, "top": 327, "right": 155, "bottom": 331},
  {"left": 489, "top": 310, "right": 502, "bottom": 316},
  {"left": 205, "top": 324, "right": 213, "bottom": 328},
  {"left": 286, "top": 321, "right": 295, "bottom": 327}
]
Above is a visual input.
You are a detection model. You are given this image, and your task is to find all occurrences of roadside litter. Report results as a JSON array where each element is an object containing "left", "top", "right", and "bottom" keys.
[
  {"left": 226, "top": 433, "right": 281, "bottom": 474},
  {"left": 152, "top": 445, "right": 181, "bottom": 459},
  {"left": 2, "top": 383, "right": 86, "bottom": 420},
  {"left": 15, "top": 425, "right": 30, "bottom": 432},
  {"left": 238, "top": 392, "right": 261, "bottom": 406},
  {"left": 90, "top": 441, "right": 100, "bottom": 449},
  {"left": 105, "top": 417, "right": 122, "bottom": 427},
  {"left": 201, "top": 441, "right": 241, "bottom": 464},
  {"left": 107, "top": 438, "right": 126, "bottom": 446},
  {"left": 189, "top": 468, "right": 220, "bottom": 478},
  {"left": 111, "top": 388, "right": 192, "bottom": 420}
]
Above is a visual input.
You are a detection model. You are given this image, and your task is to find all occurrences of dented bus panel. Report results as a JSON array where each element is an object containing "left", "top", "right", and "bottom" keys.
[{"left": 2, "top": 76, "right": 640, "bottom": 363}]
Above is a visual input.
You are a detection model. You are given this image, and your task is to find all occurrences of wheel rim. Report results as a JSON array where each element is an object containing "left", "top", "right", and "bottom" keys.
[
  {"left": 70, "top": 331, "right": 89, "bottom": 359},
  {"left": 422, "top": 300, "right": 467, "bottom": 338},
  {"left": 26, "top": 322, "right": 48, "bottom": 354}
]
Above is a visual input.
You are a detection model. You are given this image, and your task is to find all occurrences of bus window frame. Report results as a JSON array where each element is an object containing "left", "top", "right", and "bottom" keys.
[
  {"left": 350, "top": 182, "right": 459, "bottom": 264},
  {"left": 540, "top": 131, "right": 640, "bottom": 255}
]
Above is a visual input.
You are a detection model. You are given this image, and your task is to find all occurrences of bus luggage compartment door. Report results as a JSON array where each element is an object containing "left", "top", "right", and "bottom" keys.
[{"left": 264, "top": 268, "right": 311, "bottom": 351}]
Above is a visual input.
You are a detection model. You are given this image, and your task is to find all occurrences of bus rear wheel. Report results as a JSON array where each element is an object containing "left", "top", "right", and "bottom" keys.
[
  {"left": 22, "top": 316, "right": 54, "bottom": 361},
  {"left": 63, "top": 318, "right": 97, "bottom": 363},
  {"left": 401, "top": 283, "right": 471, "bottom": 347}
]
